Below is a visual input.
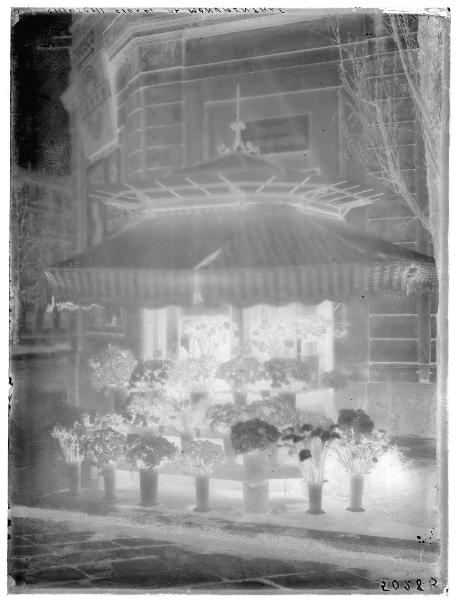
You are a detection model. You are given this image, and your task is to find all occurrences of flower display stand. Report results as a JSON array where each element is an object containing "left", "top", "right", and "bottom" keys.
[
  {"left": 102, "top": 463, "right": 117, "bottom": 501},
  {"left": 347, "top": 474, "right": 365, "bottom": 512},
  {"left": 194, "top": 475, "right": 210, "bottom": 512},
  {"left": 139, "top": 468, "right": 159, "bottom": 506},
  {"left": 306, "top": 481, "right": 325, "bottom": 514},
  {"left": 243, "top": 452, "right": 269, "bottom": 514},
  {"left": 66, "top": 461, "right": 81, "bottom": 496}
]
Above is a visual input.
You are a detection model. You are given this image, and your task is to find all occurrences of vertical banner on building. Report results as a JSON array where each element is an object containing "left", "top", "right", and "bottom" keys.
[{"left": 73, "top": 27, "right": 118, "bottom": 160}]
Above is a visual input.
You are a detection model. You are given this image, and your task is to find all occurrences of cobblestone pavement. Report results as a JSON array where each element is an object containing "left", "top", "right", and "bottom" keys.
[{"left": 8, "top": 515, "right": 384, "bottom": 592}]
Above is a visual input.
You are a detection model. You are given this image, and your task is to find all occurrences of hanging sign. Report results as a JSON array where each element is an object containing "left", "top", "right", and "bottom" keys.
[{"left": 73, "top": 27, "right": 117, "bottom": 160}]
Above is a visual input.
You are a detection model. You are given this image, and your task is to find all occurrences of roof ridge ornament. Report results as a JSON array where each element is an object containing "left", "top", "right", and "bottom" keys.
[{"left": 217, "top": 84, "right": 260, "bottom": 156}]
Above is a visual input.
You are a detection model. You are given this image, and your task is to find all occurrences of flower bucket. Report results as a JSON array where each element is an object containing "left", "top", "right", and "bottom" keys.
[
  {"left": 222, "top": 434, "right": 236, "bottom": 465},
  {"left": 243, "top": 452, "right": 268, "bottom": 484},
  {"left": 268, "top": 444, "right": 280, "bottom": 467},
  {"left": 67, "top": 461, "right": 81, "bottom": 496},
  {"left": 102, "top": 463, "right": 116, "bottom": 501},
  {"left": 233, "top": 391, "right": 247, "bottom": 406},
  {"left": 180, "top": 430, "right": 194, "bottom": 449},
  {"left": 139, "top": 468, "right": 159, "bottom": 506},
  {"left": 307, "top": 481, "right": 325, "bottom": 515},
  {"left": 243, "top": 481, "right": 269, "bottom": 513},
  {"left": 278, "top": 391, "right": 296, "bottom": 410},
  {"left": 243, "top": 452, "right": 269, "bottom": 513},
  {"left": 194, "top": 475, "right": 210, "bottom": 512},
  {"left": 347, "top": 474, "right": 365, "bottom": 512}
]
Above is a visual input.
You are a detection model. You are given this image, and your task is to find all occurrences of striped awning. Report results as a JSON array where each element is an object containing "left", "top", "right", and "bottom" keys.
[{"left": 45, "top": 204, "right": 437, "bottom": 308}]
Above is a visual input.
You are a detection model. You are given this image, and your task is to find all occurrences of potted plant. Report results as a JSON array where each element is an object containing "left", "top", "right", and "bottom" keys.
[
  {"left": 179, "top": 440, "right": 224, "bottom": 512},
  {"left": 246, "top": 399, "right": 298, "bottom": 465},
  {"left": 281, "top": 423, "right": 340, "bottom": 514},
  {"left": 81, "top": 427, "right": 127, "bottom": 501},
  {"left": 88, "top": 345, "right": 137, "bottom": 412},
  {"left": 334, "top": 409, "right": 389, "bottom": 512},
  {"left": 216, "top": 355, "right": 265, "bottom": 406},
  {"left": 205, "top": 403, "right": 246, "bottom": 465},
  {"left": 231, "top": 419, "right": 280, "bottom": 513},
  {"left": 52, "top": 423, "right": 84, "bottom": 496},
  {"left": 129, "top": 359, "right": 174, "bottom": 393},
  {"left": 125, "top": 435, "right": 178, "bottom": 506}
]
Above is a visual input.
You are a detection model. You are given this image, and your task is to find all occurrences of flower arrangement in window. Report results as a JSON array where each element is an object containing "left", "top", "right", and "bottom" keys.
[
  {"left": 281, "top": 423, "right": 341, "bottom": 482},
  {"left": 80, "top": 427, "right": 127, "bottom": 468},
  {"left": 216, "top": 355, "right": 265, "bottom": 393},
  {"left": 179, "top": 440, "right": 224, "bottom": 476},
  {"left": 88, "top": 345, "right": 136, "bottom": 392},
  {"left": 52, "top": 423, "right": 84, "bottom": 463},
  {"left": 205, "top": 402, "right": 246, "bottom": 434},
  {"left": 231, "top": 418, "right": 280, "bottom": 455},
  {"left": 246, "top": 399, "right": 298, "bottom": 430},
  {"left": 181, "top": 318, "right": 238, "bottom": 361},
  {"left": 250, "top": 316, "right": 330, "bottom": 358},
  {"left": 125, "top": 435, "right": 178, "bottom": 470}
]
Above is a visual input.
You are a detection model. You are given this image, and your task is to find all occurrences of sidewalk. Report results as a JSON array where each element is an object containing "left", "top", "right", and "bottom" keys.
[{"left": 8, "top": 505, "right": 442, "bottom": 593}]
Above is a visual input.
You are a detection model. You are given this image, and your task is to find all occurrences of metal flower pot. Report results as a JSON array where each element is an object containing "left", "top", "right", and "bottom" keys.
[
  {"left": 194, "top": 475, "right": 210, "bottom": 512},
  {"left": 66, "top": 461, "right": 81, "bottom": 496},
  {"left": 347, "top": 474, "right": 365, "bottom": 512},
  {"left": 307, "top": 481, "right": 325, "bottom": 514},
  {"left": 102, "top": 463, "right": 116, "bottom": 501},
  {"left": 140, "top": 468, "right": 159, "bottom": 506},
  {"left": 243, "top": 452, "right": 269, "bottom": 513}
]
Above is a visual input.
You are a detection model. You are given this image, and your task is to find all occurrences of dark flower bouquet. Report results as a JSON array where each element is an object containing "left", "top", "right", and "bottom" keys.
[
  {"left": 129, "top": 359, "right": 174, "bottom": 391},
  {"left": 205, "top": 403, "right": 247, "bottom": 434},
  {"left": 81, "top": 427, "right": 127, "bottom": 467},
  {"left": 246, "top": 399, "right": 298, "bottom": 429},
  {"left": 281, "top": 423, "right": 340, "bottom": 482},
  {"left": 263, "top": 358, "right": 311, "bottom": 389},
  {"left": 179, "top": 440, "right": 224, "bottom": 475},
  {"left": 88, "top": 345, "right": 136, "bottom": 391},
  {"left": 334, "top": 409, "right": 390, "bottom": 474},
  {"left": 231, "top": 418, "right": 280, "bottom": 454},
  {"left": 216, "top": 355, "right": 266, "bottom": 392},
  {"left": 320, "top": 370, "right": 347, "bottom": 390},
  {"left": 125, "top": 435, "right": 178, "bottom": 470}
]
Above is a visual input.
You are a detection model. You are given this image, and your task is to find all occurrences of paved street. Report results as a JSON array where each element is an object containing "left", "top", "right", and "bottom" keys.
[{"left": 8, "top": 506, "right": 442, "bottom": 593}]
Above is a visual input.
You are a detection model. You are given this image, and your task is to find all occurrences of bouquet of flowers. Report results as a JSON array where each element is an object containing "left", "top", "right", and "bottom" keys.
[
  {"left": 246, "top": 399, "right": 298, "bottom": 429},
  {"left": 333, "top": 427, "right": 390, "bottom": 475},
  {"left": 205, "top": 402, "right": 246, "bottom": 433},
  {"left": 93, "top": 413, "right": 127, "bottom": 433},
  {"left": 216, "top": 355, "right": 265, "bottom": 392},
  {"left": 125, "top": 435, "right": 178, "bottom": 470},
  {"left": 52, "top": 423, "right": 84, "bottom": 463},
  {"left": 81, "top": 427, "right": 127, "bottom": 467},
  {"left": 129, "top": 359, "right": 174, "bottom": 392},
  {"left": 231, "top": 418, "right": 280, "bottom": 455},
  {"left": 125, "top": 393, "right": 155, "bottom": 425},
  {"left": 334, "top": 409, "right": 389, "bottom": 474},
  {"left": 167, "top": 356, "right": 219, "bottom": 399},
  {"left": 320, "top": 370, "right": 347, "bottom": 390},
  {"left": 179, "top": 440, "right": 224, "bottom": 476},
  {"left": 88, "top": 345, "right": 137, "bottom": 391},
  {"left": 182, "top": 318, "right": 238, "bottom": 360},
  {"left": 281, "top": 423, "right": 340, "bottom": 482}
]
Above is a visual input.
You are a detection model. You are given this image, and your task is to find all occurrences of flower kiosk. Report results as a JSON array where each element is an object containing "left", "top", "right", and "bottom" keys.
[{"left": 45, "top": 97, "right": 436, "bottom": 515}]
